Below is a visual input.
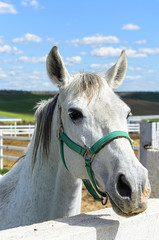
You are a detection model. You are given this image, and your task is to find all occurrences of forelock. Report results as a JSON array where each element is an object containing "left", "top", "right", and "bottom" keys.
[{"left": 68, "top": 72, "right": 103, "bottom": 101}]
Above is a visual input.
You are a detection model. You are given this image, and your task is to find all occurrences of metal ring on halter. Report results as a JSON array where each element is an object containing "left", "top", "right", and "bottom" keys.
[
  {"left": 84, "top": 149, "right": 96, "bottom": 164},
  {"left": 101, "top": 193, "right": 109, "bottom": 206},
  {"left": 83, "top": 148, "right": 90, "bottom": 159},
  {"left": 90, "top": 153, "right": 96, "bottom": 164}
]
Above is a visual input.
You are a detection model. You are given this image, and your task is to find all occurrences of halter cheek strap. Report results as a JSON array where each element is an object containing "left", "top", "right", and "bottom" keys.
[{"left": 58, "top": 129, "right": 134, "bottom": 205}]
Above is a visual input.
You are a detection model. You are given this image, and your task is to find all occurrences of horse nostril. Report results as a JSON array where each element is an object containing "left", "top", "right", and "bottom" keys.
[{"left": 117, "top": 174, "right": 132, "bottom": 199}]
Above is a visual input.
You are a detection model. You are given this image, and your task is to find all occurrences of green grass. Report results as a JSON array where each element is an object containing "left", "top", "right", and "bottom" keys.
[
  {"left": 142, "top": 119, "right": 159, "bottom": 122},
  {"left": 0, "top": 168, "right": 9, "bottom": 175},
  {"left": 118, "top": 91, "right": 159, "bottom": 102},
  {"left": 0, "top": 90, "right": 56, "bottom": 115},
  {"left": 0, "top": 90, "right": 57, "bottom": 122},
  {"left": 0, "top": 111, "right": 35, "bottom": 122}
]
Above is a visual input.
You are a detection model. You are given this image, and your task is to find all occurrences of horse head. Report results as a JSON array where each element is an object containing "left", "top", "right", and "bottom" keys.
[{"left": 46, "top": 46, "right": 150, "bottom": 217}]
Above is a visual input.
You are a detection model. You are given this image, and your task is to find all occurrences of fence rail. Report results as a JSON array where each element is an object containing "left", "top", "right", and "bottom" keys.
[
  {"left": 128, "top": 124, "right": 140, "bottom": 133},
  {"left": 0, "top": 123, "right": 139, "bottom": 132},
  {"left": 0, "top": 123, "right": 140, "bottom": 169},
  {"left": 0, "top": 128, "right": 33, "bottom": 169},
  {"left": 0, "top": 125, "right": 34, "bottom": 129},
  {"left": 0, "top": 124, "right": 34, "bottom": 137}
]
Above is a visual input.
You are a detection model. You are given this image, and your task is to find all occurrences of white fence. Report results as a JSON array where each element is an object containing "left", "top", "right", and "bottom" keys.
[
  {"left": 128, "top": 123, "right": 140, "bottom": 133},
  {"left": 0, "top": 123, "right": 139, "bottom": 134},
  {"left": 0, "top": 123, "right": 139, "bottom": 169},
  {"left": 0, "top": 125, "right": 34, "bottom": 169},
  {"left": 0, "top": 124, "right": 34, "bottom": 136}
]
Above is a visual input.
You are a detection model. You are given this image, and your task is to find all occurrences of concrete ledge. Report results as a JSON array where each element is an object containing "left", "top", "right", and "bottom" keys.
[{"left": 0, "top": 199, "right": 159, "bottom": 240}]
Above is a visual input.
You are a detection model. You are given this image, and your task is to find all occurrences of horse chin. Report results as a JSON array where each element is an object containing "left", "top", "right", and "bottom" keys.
[{"left": 108, "top": 196, "right": 140, "bottom": 218}]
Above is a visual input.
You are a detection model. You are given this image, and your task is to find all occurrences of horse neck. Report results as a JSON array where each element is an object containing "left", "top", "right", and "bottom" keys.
[{"left": 23, "top": 103, "right": 82, "bottom": 221}]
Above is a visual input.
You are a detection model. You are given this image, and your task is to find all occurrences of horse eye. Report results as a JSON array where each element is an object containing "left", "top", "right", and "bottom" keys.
[
  {"left": 127, "top": 111, "right": 132, "bottom": 119},
  {"left": 69, "top": 109, "right": 83, "bottom": 121}
]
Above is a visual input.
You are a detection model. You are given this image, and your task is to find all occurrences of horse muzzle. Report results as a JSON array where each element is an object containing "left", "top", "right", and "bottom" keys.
[{"left": 108, "top": 173, "right": 151, "bottom": 217}]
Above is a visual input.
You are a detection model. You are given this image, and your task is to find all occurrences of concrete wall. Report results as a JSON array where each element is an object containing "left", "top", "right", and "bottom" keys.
[
  {"left": 140, "top": 122, "right": 159, "bottom": 198},
  {"left": 146, "top": 149, "right": 159, "bottom": 198},
  {"left": 0, "top": 199, "right": 159, "bottom": 240}
]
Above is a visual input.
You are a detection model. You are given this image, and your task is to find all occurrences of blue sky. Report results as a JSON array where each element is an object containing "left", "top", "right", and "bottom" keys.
[{"left": 0, "top": 0, "right": 159, "bottom": 91}]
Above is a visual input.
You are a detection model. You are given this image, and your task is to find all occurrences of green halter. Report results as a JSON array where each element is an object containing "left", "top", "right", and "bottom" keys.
[{"left": 58, "top": 129, "right": 134, "bottom": 205}]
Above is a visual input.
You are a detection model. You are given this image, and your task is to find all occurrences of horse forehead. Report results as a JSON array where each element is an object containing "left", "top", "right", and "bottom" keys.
[
  {"left": 60, "top": 77, "right": 124, "bottom": 111},
  {"left": 97, "top": 90, "right": 123, "bottom": 109},
  {"left": 90, "top": 85, "right": 124, "bottom": 111}
]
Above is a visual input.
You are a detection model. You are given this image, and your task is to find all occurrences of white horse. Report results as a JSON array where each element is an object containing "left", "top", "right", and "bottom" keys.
[{"left": 0, "top": 46, "right": 150, "bottom": 230}]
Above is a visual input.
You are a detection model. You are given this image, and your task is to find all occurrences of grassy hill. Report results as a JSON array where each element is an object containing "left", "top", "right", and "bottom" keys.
[
  {"left": 0, "top": 90, "right": 57, "bottom": 122},
  {"left": 0, "top": 91, "right": 159, "bottom": 121},
  {"left": 0, "top": 90, "right": 56, "bottom": 114},
  {"left": 118, "top": 92, "right": 159, "bottom": 102},
  {"left": 117, "top": 92, "right": 159, "bottom": 116}
]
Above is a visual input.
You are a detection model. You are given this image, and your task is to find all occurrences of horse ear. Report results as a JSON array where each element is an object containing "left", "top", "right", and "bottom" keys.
[
  {"left": 106, "top": 50, "right": 127, "bottom": 89},
  {"left": 46, "top": 46, "right": 70, "bottom": 88}
]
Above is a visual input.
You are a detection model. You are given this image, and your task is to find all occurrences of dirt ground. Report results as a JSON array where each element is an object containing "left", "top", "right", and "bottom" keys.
[{"left": 2, "top": 134, "right": 139, "bottom": 213}]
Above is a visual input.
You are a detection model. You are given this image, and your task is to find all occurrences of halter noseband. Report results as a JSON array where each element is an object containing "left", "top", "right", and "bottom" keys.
[{"left": 58, "top": 105, "right": 134, "bottom": 205}]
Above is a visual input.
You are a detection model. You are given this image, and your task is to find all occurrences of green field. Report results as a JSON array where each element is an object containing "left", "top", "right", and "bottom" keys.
[
  {"left": 0, "top": 90, "right": 159, "bottom": 122},
  {"left": 0, "top": 90, "right": 56, "bottom": 122},
  {"left": 118, "top": 92, "right": 159, "bottom": 116},
  {"left": 0, "top": 110, "right": 35, "bottom": 122}
]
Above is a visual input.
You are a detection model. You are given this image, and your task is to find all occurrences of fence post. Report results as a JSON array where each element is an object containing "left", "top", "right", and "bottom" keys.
[
  {"left": 29, "top": 124, "right": 31, "bottom": 137},
  {"left": 14, "top": 121, "right": 17, "bottom": 137},
  {"left": 140, "top": 122, "right": 159, "bottom": 168},
  {"left": 0, "top": 130, "right": 3, "bottom": 169}
]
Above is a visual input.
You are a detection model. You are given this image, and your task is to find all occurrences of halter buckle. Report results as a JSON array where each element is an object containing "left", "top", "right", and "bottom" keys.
[
  {"left": 84, "top": 148, "right": 95, "bottom": 163},
  {"left": 58, "top": 126, "right": 64, "bottom": 138},
  {"left": 101, "top": 194, "right": 109, "bottom": 206}
]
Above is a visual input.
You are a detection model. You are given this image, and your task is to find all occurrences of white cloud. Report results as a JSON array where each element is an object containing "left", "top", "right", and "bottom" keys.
[
  {"left": 18, "top": 55, "right": 47, "bottom": 63},
  {"left": 0, "top": 67, "right": 7, "bottom": 78},
  {"left": 128, "top": 66, "right": 141, "bottom": 71},
  {"left": 0, "top": 36, "right": 3, "bottom": 45},
  {"left": 11, "top": 65, "right": 24, "bottom": 70},
  {"left": 68, "top": 34, "right": 120, "bottom": 46},
  {"left": 12, "top": 33, "right": 42, "bottom": 44},
  {"left": 135, "top": 40, "right": 147, "bottom": 44},
  {"left": 30, "top": 0, "right": 39, "bottom": 9},
  {"left": 64, "top": 56, "right": 82, "bottom": 66},
  {"left": 144, "top": 69, "right": 156, "bottom": 74},
  {"left": 90, "top": 62, "right": 114, "bottom": 71},
  {"left": 125, "top": 75, "right": 142, "bottom": 80},
  {"left": 90, "top": 47, "right": 147, "bottom": 58},
  {"left": 46, "top": 37, "right": 60, "bottom": 45},
  {"left": 0, "top": 45, "right": 23, "bottom": 54},
  {"left": 147, "top": 70, "right": 155, "bottom": 73},
  {"left": 0, "top": 1, "right": 17, "bottom": 14},
  {"left": 91, "top": 47, "right": 122, "bottom": 58},
  {"left": 0, "top": 67, "right": 53, "bottom": 91},
  {"left": 43, "top": 82, "right": 51, "bottom": 87},
  {"left": 139, "top": 48, "right": 159, "bottom": 54},
  {"left": 21, "top": 0, "right": 39, "bottom": 9},
  {"left": 126, "top": 48, "right": 147, "bottom": 58},
  {"left": 80, "top": 52, "right": 87, "bottom": 56},
  {"left": 0, "top": 59, "right": 13, "bottom": 64},
  {"left": 122, "top": 24, "right": 140, "bottom": 31}
]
